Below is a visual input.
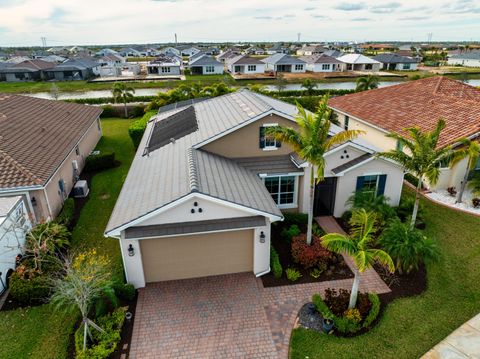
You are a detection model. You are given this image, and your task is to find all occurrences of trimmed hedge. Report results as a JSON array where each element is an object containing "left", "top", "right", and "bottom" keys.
[
  {"left": 56, "top": 198, "right": 75, "bottom": 228},
  {"left": 66, "top": 95, "right": 156, "bottom": 105},
  {"left": 113, "top": 281, "right": 136, "bottom": 301},
  {"left": 282, "top": 212, "right": 308, "bottom": 226},
  {"left": 264, "top": 88, "right": 355, "bottom": 97},
  {"left": 84, "top": 152, "right": 116, "bottom": 172},
  {"left": 9, "top": 272, "right": 50, "bottom": 305},
  {"left": 270, "top": 246, "right": 283, "bottom": 279},
  {"left": 128, "top": 110, "right": 157, "bottom": 149}
]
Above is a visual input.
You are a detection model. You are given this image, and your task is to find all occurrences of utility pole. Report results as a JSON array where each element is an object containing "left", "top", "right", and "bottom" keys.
[
  {"left": 297, "top": 33, "right": 301, "bottom": 43},
  {"left": 41, "top": 37, "right": 47, "bottom": 49},
  {"left": 175, "top": 33, "right": 177, "bottom": 45}
]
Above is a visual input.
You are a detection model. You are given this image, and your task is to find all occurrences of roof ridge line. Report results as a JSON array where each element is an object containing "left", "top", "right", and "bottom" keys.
[{"left": 187, "top": 148, "right": 199, "bottom": 192}]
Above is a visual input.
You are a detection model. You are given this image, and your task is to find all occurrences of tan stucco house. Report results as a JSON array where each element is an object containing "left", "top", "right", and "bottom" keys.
[
  {"left": 105, "top": 90, "right": 403, "bottom": 289},
  {"left": 328, "top": 76, "right": 480, "bottom": 191},
  {"left": 0, "top": 93, "right": 103, "bottom": 223}
]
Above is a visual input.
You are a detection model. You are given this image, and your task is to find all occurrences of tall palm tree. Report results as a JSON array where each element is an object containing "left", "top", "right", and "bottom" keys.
[
  {"left": 112, "top": 82, "right": 135, "bottom": 118},
  {"left": 451, "top": 138, "right": 480, "bottom": 203},
  {"left": 266, "top": 96, "right": 363, "bottom": 245},
  {"left": 377, "top": 119, "right": 455, "bottom": 229},
  {"left": 301, "top": 79, "right": 317, "bottom": 95},
  {"left": 321, "top": 209, "right": 394, "bottom": 309},
  {"left": 355, "top": 75, "right": 379, "bottom": 91}
]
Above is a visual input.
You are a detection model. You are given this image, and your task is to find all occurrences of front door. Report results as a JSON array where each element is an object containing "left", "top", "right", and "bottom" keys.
[{"left": 314, "top": 177, "right": 337, "bottom": 216}]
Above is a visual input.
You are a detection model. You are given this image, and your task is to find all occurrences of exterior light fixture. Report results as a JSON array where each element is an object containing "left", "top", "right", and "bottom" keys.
[
  {"left": 260, "top": 231, "right": 266, "bottom": 243},
  {"left": 31, "top": 197, "right": 37, "bottom": 206},
  {"left": 128, "top": 244, "right": 135, "bottom": 257}
]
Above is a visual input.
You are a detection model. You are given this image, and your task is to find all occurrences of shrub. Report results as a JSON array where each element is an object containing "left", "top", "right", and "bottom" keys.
[
  {"left": 282, "top": 212, "right": 308, "bottom": 225},
  {"left": 113, "top": 282, "right": 136, "bottom": 301},
  {"left": 75, "top": 307, "right": 127, "bottom": 359},
  {"left": 324, "top": 288, "right": 371, "bottom": 317},
  {"left": 447, "top": 186, "right": 457, "bottom": 196},
  {"left": 128, "top": 110, "right": 157, "bottom": 148},
  {"left": 9, "top": 271, "right": 50, "bottom": 304},
  {"left": 404, "top": 173, "right": 423, "bottom": 188},
  {"left": 334, "top": 316, "right": 361, "bottom": 334},
  {"left": 286, "top": 268, "right": 302, "bottom": 281},
  {"left": 291, "top": 234, "right": 331, "bottom": 269},
  {"left": 312, "top": 223, "right": 325, "bottom": 237},
  {"left": 266, "top": 88, "right": 355, "bottom": 98},
  {"left": 343, "top": 308, "right": 362, "bottom": 323},
  {"left": 396, "top": 196, "right": 425, "bottom": 224},
  {"left": 309, "top": 267, "right": 323, "bottom": 279},
  {"left": 347, "top": 191, "right": 397, "bottom": 229},
  {"left": 473, "top": 198, "right": 480, "bottom": 208},
  {"left": 363, "top": 293, "right": 380, "bottom": 328},
  {"left": 131, "top": 104, "right": 146, "bottom": 117},
  {"left": 379, "top": 219, "right": 440, "bottom": 274},
  {"left": 100, "top": 105, "right": 116, "bottom": 118},
  {"left": 270, "top": 246, "right": 283, "bottom": 279},
  {"left": 281, "top": 224, "right": 301, "bottom": 241},
  {"left": 84, "top": 152, "right": 116, "bottom": 172},
  {"left": 56, "top": 198, "right": 75, "bottom": 228}
]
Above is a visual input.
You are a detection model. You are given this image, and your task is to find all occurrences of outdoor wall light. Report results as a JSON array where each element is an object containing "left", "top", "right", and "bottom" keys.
[
  {"left": 31, "top": 197, "right": 37, "bottom": 206},
  {"left": 128, "top": 244, "right": 135, "bottom": 257},
  {"left": 260, "top": 231, "right": 266, "bottom": 243}
]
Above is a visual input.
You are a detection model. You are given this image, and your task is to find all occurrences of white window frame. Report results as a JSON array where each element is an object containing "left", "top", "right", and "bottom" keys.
[
  {"left": 322, "top": 64, "right": 330, "bottom": 70},
  {"left": 247, "top": 65, "right": 256, "bottom": 72},
  {"left": 362, "top": 174, "right": 380, "bottom": 198},
  {"left": 295, "top": 64, "right": 304, "bottom": 71},
  {"left": 261, "top": 174, "right": 299, "bottom": 209},
  {"left": 262, "top": 123, "right": 278, "bottom": 151},
  {"left": 205, "top": 65, "right": 215, "bottom": 73}
]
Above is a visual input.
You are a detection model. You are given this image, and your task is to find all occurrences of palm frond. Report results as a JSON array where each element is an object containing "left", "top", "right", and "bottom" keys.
[{"left": 321, "top": 233, "right": 357, "bottom": 256}]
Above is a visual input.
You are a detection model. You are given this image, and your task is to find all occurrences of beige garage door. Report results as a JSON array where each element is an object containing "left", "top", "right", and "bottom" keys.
[{"left": 140, "top": 229, "right": 254, "bottom": 282}]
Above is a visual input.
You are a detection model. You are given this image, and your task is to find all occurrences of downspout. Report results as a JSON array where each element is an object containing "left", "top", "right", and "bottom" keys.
[{"left": 43, "top": 188, "right": 53, "bottom": 221}]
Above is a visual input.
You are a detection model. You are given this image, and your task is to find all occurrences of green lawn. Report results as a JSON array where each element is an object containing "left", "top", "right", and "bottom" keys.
[
  {"left": 0, "top": 118, "right": 135, "bottom": 359},
  {"left": 290, "top": 188, "right": 480, "bottom": 359}
]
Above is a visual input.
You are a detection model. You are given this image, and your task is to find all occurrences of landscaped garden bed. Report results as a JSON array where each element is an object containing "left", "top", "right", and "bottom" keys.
[{"left": 262, "top": 213, "right": 353, "bottom": 287}]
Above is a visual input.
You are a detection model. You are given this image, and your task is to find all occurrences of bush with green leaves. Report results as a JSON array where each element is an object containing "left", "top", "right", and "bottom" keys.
[
  {"left": 281, "top": 224, "right": 301, "bottom": 241},
  {"left": 113, "top": 281, "right": 136, "bottom": 301},
  {"left": 56, "top": 198, "right": 75, "bottom": 228},
  {"left": 363, "top": 293, "right": 381, "bottom": 328},
  {"left": 347, "top": 191, "right": 397, "bottom": 229},
  {"left": 9, "top": 271, "right": 50, "bottom": 304},
  {"left": 286, "top": 268, "right": 302, "bottom": 282},
  {"left": 270, "top": 246, "right": 283, "bottom": 279},
  {"left": 100, "top": 105, "right": 116, "bottom": 118},
  {"left": 84, "top": 152, "right": 116, "bottom": 172},
  {"left": 396, "top": 196, "right": 425, "bottom": 224},
  {"left": 379, "top": 219, "right": 440, "bottom": 274},
  {"left": 282, "top": 212, "right": 308, "bottom": 226},
  {"left": 128, "top": 110, "right": 157, "bottom": 148},
  {"left": 74, "top": 306, "right": 127, "bottom": 359}
]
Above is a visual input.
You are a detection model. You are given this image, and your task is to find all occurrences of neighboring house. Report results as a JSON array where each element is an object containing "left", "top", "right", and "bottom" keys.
[
  {"left": 96, "top": 48, "right": 118, "bottom": 56},
  {"left": 296, "top": 45, "right": 329, "bottom": 56},
  {"left": 323, "top": 49, "right": 344, "bottom": 58},
  {"left": 46, "top": 58, "right": 100, "bottom": 81},
  {"left": 266, "top": 43, "right": 290, "bottom": 55},
  {"left": 245, "top": 47, "right": 265, "bottom": 55},
  {"left": 146, "top": 56, "right": 182, "bottom": 75},
  {"left": 0, "top": 196, "right": 32, "bottom": 294},
  {"left": 119, "top": 48, "right": 142, "bottom": 57},
  {"left": 373, "top": 53, "right": 418, "bottom": 71},
  {"left": 97, "top": 54, "right": 127, "bottom": 77},
  {"left": 159, "top": 46, "right": 181, "bottom": 57},
  {"left": 262, "top": 53, "right": 306, "bottom": 73},
  {"left": 0, "top": 94, "right": 103, "bottom": 222},
  {"left": 337, "top": 54, "right": 381, "bottom": 72},
  {"left": 40, "top": 55, "right": 67, "bottom": 63},
  {"left": 448, "top": 51, "right": 480, "bottom": 67},
  {"left": 0, "top": 62, "right": 13, "bottom": 81},
  {"left": 104, "top": 90, "right": 403, "bottom": 288},
  {"left": 179, "top": 46, "right": 201, "bottom": 57},
  {"left": 217, "top": 50, "right": 240, "bottom": 63},
  {"left": 328, "top": 76, "right": 480, "bottom": 191},
  {"left": 300, "top": 54, "right": 345, "bottom": 72},
  {"left": 188, "top": 55, "right": 223, "bottom": 75},
  {"left": 0, "top": 59, "right": 55, "bottom": 82},
  {"left": 226, "top": 55, "right": 265, "bottom": 74},
  {"left": 203, "top": 47, "right": 220, "bottom": 56}
]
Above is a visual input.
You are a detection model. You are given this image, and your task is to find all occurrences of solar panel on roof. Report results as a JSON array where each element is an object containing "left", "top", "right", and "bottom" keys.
[
  {"left": 144, "top": 106, "right": 198, "bottom": 155},
  {"left": 157, "top": 97, "right": 210, "bottom": 115}
]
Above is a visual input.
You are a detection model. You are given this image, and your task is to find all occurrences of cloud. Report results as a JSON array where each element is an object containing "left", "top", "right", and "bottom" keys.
[
  {"left": 334, "top": 2, "right": 366, "bottom": 11},
  {"left": 399, "top": 16, "right": 430, "bottom": 21},
  {"left": 304, "top": 6, "right": 316, "bottom": 11},
  {"left": 369, "top": 2, "right": 402, "bottom": 13},
  {"left": 311, "top": 14, "right": 330, "bottom": 19},
  {"left": 351, "top": 17, "right": 372, "bottom": 21}
]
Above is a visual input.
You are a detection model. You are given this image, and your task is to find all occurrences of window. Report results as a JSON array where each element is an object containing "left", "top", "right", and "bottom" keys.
[
  {"left": 264, "top": 175, "right": 297, "bottom": 207},
  {"left": 396, "top": 140, "right": 404, "bottom": 152},
  {"left": 75, "top": 146, "right": 80, "bottom": 156},
  {"left": 161, "top": 67, "right": 171, "bottom": 73},
  {"left": 295, "top": 64, "right": 304, "bottom": 71},
  {"left": 322, "top": 64, "right": 330, "bottom": 70},
  {"left": 362, "top": 175, "right": 379, "bottom": 197},
  {"left": 205, "top": 66, "right": 215, "bottom": 73},
  {"left": 439, "top": 158, "right": 451, "bottom": 169},
  {"left": 247, "top": 65, "right": 257, "bottom": 72},
  {"left": 402, "top": 63, "right": 411, "bottom": 70},
  {"left": 259, "top": 125, "right": 280, "bottom": 150},
  {"left": 344, "top": 116, "right": 349, "bottom": 130},
  {"left": 365, "top": 64, "right": 373, "bottom": 70},
  {"left": 356, "top": 174, "right": 387, "bottom": 198},
  {"left": 234, "top": 66, "right": 241, "bottom": 72}
]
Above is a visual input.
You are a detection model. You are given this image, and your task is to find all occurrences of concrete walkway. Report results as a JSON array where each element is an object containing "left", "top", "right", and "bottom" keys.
[
  {"left": 315, "top": 216, "right": 391, "bottom": 294},
  {"left": 422, "top": 314, "right": 480, "bottom": 358}
]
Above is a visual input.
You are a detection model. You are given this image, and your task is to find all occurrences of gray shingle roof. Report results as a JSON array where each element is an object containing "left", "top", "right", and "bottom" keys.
[
  {"left": 449, "top": 51, "right": 480, "bottom": 60},
  {"left": 233, "top": 155, "right": 300, "bottom": 174},
  {"left": 373, "top": 53, "right": 417, "bottom": 64},
  {"left": 300, "top": 54, "right": 343, "bottom": 64},
  {"left": 189, "top": 55, "right": 222, "bottom": 66},
  {"left": 331, "top": 153, "right": 372, "bottom": 174},
  {"left": 262, "top": 53, "right": 306, "bottom": 65}
]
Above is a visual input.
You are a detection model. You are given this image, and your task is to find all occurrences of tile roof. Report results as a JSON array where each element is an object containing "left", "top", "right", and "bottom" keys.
[
  {"left": 328, "top": 76, "right": 480, "bottom": 148},
  {"left": 0, "top": 94, "right": 102, "bottom": 189},
  {"left": 3, "top": 59, "right": 55, "bottom": 72}
]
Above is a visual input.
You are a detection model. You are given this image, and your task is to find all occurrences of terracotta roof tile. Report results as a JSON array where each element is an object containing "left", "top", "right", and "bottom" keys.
[
  {"left": 0, "top": 93, "right": 102, "bottom": 189},
  {"left": 328, "top": 76, "right": 480, "bottom": 148}
]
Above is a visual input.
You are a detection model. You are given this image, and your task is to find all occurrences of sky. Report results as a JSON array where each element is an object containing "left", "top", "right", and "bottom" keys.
[{"left": 0, "top": 0, "right": 479, "bottom": 47}]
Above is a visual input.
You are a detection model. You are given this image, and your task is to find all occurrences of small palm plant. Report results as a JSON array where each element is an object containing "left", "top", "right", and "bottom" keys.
[
  {"left": 355, "top": 75, "right": 379, "bottom": 91},
  {"left": 301, "top": 79, "right": 317, "bottom": 95},
  {"left": 112, "top": 82, "right": 135, "bottom": 118},
  {"left": 50, "top": 249, "right": 115, "bottom": 352},
  {"left": 266, "top": 97, "right": 363, "bottom": 245},
  {"left": 321, "top": 209, "right": 394, "bottom": 308},
  {"left": 450, "top": 138, "right": 480, "bottom": 203},
  {"left": 377, "top": 119, "right": 456, "bottom": 229}
]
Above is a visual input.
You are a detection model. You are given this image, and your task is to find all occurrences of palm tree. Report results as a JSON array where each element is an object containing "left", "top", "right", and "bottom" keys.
[
  {"left": 321, "top": 209, "right": 394, "bottom": 308},
  {"left": 266, "top": 96, "right": 363, "bottom": 245},
  {"left": 112, "top": 82, "right": 135, "bottom": 118},
  {"left": 451, "top": 139, "right": 480, "bottom": 203},
  {"left": 301, "top": 79, "right": 317, "bottom": 95},
  {"left": 355, "top": 75, "right": 379, "bottom": 91},
  {"left": 377, "top": 119, "right": 455, "bottom": 229}
]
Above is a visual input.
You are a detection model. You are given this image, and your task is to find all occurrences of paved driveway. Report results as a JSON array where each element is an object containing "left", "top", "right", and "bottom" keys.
[{"left": 130, "top": 264, "right": 390, "bottom": 358}]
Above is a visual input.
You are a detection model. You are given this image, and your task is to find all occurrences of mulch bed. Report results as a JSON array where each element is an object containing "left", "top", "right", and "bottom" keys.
[
  {"left": 261, "top": 223, "right": 353, "bottom": 288},
  {"left": 0, "top": 292, "right": 44, "bottom": 311}
]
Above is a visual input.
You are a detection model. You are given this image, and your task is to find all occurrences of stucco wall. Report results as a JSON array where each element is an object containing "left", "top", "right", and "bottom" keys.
[
  {"left": 202, "top": 114, "right": 298, "bottom": 158},
  {"left": 324, "top": 145, "right": 365, "bottom": 175}
]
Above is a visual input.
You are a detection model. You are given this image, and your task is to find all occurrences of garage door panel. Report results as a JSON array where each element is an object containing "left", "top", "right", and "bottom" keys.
[{"left": 140, "top": 229, "right": 253, "bottom": 282}]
